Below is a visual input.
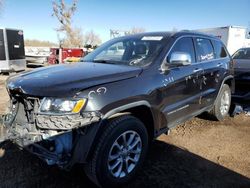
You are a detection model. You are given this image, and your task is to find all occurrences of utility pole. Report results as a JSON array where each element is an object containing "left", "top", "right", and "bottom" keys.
[{"left": 110, "top": 29, "right": 130, "bottom": 39}]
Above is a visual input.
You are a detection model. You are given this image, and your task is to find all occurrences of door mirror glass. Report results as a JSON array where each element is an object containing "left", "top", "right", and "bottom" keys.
[{"left": 168, "top": 52, "right": 192, "bottom": 66}]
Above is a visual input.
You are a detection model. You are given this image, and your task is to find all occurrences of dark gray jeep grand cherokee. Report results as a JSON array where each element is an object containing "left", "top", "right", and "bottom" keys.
[{"left": 1, "top": 31, "right": 234, "bottom": 187}]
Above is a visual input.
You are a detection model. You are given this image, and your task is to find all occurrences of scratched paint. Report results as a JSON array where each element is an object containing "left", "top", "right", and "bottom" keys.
[{"left": 88, "top": 87, "right": 107, "bottom": 99}]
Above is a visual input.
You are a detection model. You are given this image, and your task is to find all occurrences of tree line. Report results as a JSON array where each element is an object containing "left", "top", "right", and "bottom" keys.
[{"left": 0, "top": 0, "right": 146, "bottom": 48}]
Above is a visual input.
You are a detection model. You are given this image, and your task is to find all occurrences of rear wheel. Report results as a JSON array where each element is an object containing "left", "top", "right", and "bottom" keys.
[
  {"left": 84, "top": 115, "right": 148, "bottom": 187},
  {"left": 209, "top": 84, "right": 231, "bottom": 121}
]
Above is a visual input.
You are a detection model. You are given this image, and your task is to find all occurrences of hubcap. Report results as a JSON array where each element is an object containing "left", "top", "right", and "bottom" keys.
[
  {"left": 220, "top": 90, "right": 230, "bottom": 116},
  {"left": 107, "top": 130, "right": 142, "bottom": 178}
]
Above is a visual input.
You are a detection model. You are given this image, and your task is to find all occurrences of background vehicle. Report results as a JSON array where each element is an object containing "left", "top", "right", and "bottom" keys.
[
  {"left": 232, "top": 47, "right": 250, "bottom": 105},
  {"left": 1, "top": 31, "right": 234, "bottom": 187},
  {"left": 196, "top": 26, "right": 250, "bottom": 55},
  {"left": 0, "top": 28, "right": 26, "bottom": 73},
  {"left": 48, "top": 48, "right": 85, "bottom": 64},
  {"left": 25, "top": 47, "right": 50, "bottom": 66}
]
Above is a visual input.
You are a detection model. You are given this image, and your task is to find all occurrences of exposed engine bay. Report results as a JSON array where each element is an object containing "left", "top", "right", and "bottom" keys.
[{"left": 0, "top": 92, "right": 101, "bottom": 168}]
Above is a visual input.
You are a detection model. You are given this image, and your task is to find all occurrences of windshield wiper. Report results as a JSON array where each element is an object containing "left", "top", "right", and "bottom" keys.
[{"left": 92, "top": 59, "right": 116, "bottom": 64}]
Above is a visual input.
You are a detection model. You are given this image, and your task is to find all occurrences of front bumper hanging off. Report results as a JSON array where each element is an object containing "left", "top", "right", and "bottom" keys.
[{"left": 0, "top": 106, "right": 103, "bottom": 168}]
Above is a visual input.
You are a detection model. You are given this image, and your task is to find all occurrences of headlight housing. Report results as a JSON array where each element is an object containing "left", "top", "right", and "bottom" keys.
[{"left": 39, "top": 98, "right": 86, "bottom": 114}]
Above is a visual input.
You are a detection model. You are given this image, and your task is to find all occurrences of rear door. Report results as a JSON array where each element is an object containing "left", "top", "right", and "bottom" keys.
[{"left": 194, "top": 37, "right": 229, "bottom": 108}]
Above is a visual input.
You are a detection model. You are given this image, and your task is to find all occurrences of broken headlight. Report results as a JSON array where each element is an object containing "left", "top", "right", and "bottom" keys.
[{"left": 39, "top": 98, "right": 86, "bottom": 114}]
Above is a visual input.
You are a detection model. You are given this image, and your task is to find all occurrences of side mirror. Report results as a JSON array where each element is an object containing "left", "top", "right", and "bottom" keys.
[{"left": 168, "top": 52, "right": 192, "bottom": 66}]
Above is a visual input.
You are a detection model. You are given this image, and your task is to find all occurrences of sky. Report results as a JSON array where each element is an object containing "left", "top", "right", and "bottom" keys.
[{"left": 0, "top": 0, "right": 249, "bottom": 43}]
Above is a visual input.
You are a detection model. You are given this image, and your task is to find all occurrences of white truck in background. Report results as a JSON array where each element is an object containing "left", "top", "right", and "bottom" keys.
[{"left": 196, "top": 26, "right": 250, "bottom": 55}]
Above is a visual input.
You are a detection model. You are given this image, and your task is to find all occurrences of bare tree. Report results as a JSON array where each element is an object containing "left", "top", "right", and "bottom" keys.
[
  {"left": 83, "top": 30, "right": 102, "bottom": 46},
  {"left": 25, "top": 39, "right": 57, "bottom": 47},
  {"left": 172, "top": 27, "right": 178, "bottom": 32},
  {"left": 52, "top": 0, "right": 83, "bottom": 47},
  {"left": 63, "top": 27, "right": 84, "bottom": 47}
]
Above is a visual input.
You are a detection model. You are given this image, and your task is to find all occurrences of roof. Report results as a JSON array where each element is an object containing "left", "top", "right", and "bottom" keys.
[
  {"left": 121, "top": 31, "right": 173, "bottom": 39},
  {"left": 119, "top": 30, "right": 219, "bottom": 40}
]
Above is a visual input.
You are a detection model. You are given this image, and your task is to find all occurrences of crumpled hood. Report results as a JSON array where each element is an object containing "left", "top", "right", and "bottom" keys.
[{"left": 6, "top": 62, "right": 142, "bottom": 97}]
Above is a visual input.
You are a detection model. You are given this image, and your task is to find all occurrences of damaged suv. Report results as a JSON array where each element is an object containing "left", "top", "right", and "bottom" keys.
[{"left": 1, "top": 31, "right": 234, "bottom": 187}]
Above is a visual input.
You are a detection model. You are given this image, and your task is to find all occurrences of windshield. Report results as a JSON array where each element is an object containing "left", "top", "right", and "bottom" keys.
[
  {"left": 82, "top": 35, "right": 166, "bottom": 67},
  {"left": 233, "top": 48, "right": 250, "bottom": 60}
]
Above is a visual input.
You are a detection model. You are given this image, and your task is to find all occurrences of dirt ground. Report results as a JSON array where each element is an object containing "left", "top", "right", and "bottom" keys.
[{"left": 0, "top": 74, "right": 249, "bottom": 188}]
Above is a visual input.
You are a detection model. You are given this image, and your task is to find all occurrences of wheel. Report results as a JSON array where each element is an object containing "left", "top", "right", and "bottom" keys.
[
  {"left": 84, "top": 115, "right": 148, "bottom": 187},
  {"left": 209, "top": 84, "right": 231, "bottom": 121}
]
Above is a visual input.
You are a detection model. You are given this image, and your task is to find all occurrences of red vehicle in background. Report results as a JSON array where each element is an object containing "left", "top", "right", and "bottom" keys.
[{"left": 48, "top": 48, "right": 85, "bottom": 64}]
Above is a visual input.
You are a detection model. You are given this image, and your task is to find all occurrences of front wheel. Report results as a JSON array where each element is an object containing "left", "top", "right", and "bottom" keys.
[
  {"left": 209, "top": 84, "right": 231, "bottom": 121},
  {"left": 84, "top": 115, "right": 148, "bottom": 187}
]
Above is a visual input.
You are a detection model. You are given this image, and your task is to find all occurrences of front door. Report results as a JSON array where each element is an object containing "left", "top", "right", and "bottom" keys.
[{"left": 160, "top": 37, "right": 203, "bottom": 127}]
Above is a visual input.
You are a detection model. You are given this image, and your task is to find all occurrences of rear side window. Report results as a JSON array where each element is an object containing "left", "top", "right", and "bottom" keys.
[
  {"left": 169, "top": 37, "right": 196, "bottom": 63},
  {"left": 195, "top": 38, "right": 214, "bottom": 62},
  {"left": 212, "top": 40, "right": 228, "bottom": 58}
]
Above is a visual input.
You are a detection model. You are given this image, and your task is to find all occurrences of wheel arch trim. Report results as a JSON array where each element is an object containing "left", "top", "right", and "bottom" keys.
[
  {"left": 102, "top": 100, "right": 152, "bottom": 119},
  {"left": 215, "top": 75, "right": 234, "bottom": 103}
]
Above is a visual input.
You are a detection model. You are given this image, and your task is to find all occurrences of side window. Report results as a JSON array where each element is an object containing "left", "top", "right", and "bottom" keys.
[
  {"left": 195, "top": 38, "right": 214, "bottom": 62},
  {"left": 169, "top": 37, "right": 196, "bottom": 63},
  {"left": 233, "top": 49, "right": 250, "bottom": 59},
  {"left": 212, "top": 40, "right": 228, "bottom": 58}
]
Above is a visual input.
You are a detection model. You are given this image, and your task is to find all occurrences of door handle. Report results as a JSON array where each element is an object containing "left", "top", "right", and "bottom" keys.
[
  {"left": 193, "top": 68, "right": 203, "bottom": 73},
  {"left": 217, "top": 63, "right": 223, "bottom": 67}
]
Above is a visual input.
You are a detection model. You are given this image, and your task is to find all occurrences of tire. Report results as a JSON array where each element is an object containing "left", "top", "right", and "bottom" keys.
[
  {"left": 84, "top": 115, "right": 148, "bottom": 187},
  {"left": 209, "top": 84, "right": 231, "bottom": 121}
]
